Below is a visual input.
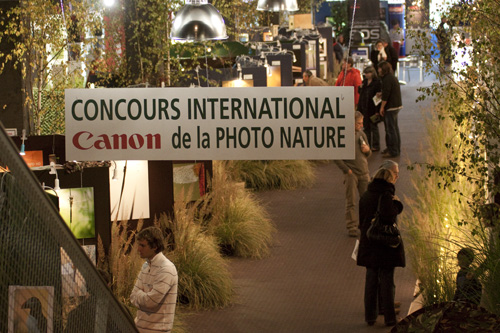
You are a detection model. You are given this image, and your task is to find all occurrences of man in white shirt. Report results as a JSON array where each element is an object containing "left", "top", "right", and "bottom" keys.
[{"left": 131, "top": 227, "right": 178, "bottom": 333}]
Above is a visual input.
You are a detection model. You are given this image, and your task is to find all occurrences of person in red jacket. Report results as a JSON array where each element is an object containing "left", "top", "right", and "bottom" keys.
[{"left": 335, "top": 57, "right": 362, "bottom": 107}]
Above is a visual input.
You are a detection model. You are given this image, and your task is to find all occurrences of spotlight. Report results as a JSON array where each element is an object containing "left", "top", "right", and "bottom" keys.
[
  {"left": 103, "top": 0, "right": 115, "bottom": 7},
  {"left": 19, "top": 129, "right": 26, "bottom": 156},
  {"left": 54, "top": 178, "right": 61, "bottom": 191}
]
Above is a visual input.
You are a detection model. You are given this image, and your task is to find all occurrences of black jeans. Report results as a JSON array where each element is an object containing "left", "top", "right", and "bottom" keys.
[
  {"left": 363, "top": 116, "right": 380, "bottom": 150},
  {"left": 383, "top": 109, "right": 401, "bottom": 156},
  {"left": 364, "top": 267, "right": 396, "bottom": 324}
]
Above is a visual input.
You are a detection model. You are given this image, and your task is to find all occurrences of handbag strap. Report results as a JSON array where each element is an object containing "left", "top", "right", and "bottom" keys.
[{"left": 375, "top": 191, "right": 390, "bottom": 215}]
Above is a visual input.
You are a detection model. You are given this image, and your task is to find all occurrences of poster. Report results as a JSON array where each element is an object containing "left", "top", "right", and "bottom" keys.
[
  {"left": 57, "top": 187, "right": 95, "bottom": 239},
  {"left": 173, "top": 163, "right": 205, "bottom": 202},
  {"left": 65, "top": 87, "right": 355, "bottom": 161},
  {"left": 8, "top": 286, "right": 54, "bottom": 333},
  {"left": 349, "top": 0, "right": 381, "bottom": 45}
]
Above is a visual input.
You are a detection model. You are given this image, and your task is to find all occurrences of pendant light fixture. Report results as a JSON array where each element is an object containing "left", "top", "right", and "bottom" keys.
[
  {"left": 171, "top": 0, "right": 228, "bottom": 41},
  {"left": 256, "top": 0, "right": 298, "bottom": 12}
]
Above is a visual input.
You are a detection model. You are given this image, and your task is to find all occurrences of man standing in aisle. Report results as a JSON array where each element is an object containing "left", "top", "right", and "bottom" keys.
[
  {"left": 335, "top": 57, "right": 362, "bottom": 108},
  {"left": 131, "top": 227, "right": 178, "bottom": 333},
  {"left": 335, "top": 111, "right": 371, "bottom": 237}
]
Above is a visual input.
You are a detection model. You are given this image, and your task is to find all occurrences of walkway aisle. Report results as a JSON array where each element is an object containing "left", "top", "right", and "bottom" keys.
[{"left": 185, "top": 82, "right": 434, "bottom": 333}]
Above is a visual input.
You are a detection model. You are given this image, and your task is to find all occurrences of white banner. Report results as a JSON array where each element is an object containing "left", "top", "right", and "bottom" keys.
[{"left": 65, "top": 87, "right": 355, "bottom": 161}]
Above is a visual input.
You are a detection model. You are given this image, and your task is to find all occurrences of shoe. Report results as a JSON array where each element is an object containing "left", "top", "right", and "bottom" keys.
[
  {"left": 394, "top": 301, "right": 401, "bottom": 308},
  {"left": 367, "top": 320, "right": 375, "bottom": 326},
  {"left": 381, "top": 148, "right": 388, "bottom": 154},
  {"left": 371, "top": 148, "right": 380, "bottom": 152},
  {"left": 382, "top": 152, "right": 399, "bottom": 158}
]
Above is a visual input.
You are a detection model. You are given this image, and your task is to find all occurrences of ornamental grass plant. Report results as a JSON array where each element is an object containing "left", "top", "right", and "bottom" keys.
[
  {"left": 158, "top": 208, "right": 234, "bottom": 309},
  {"left": 99, "top": 219, "right": 144, "bottom": 317},
  {"left": 225, "top": 160, "right": 316, "bottom": 190},
  {"left": 203, "top": 161, "right": 276, "bottom": 259},
  {"left": 402, "top": 105, "right": 500, "bottom": 314}
]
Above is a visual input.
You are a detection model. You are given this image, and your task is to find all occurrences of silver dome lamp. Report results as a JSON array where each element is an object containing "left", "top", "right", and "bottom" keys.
[
  {"left": 256, "top": 0, "right": 298, "bottom": 12},
  {"left": 170, "top": 0, "right": 228, "bottom": 41}
]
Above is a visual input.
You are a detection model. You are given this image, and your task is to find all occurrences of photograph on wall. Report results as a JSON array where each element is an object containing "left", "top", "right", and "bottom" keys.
[
  {"left": 60, "top": 248, "right": 88, "bottom": 298},
  {"left": 8, "top": 285, "right": 54, "bottom": 333},
  {"left": 56, "top": 187, "right": 95, "bottom": 239},
  {"left": 110, "top": 160, "right": 150, "bottom": 221},
  {"left": 173, "top": 163, "right": 206, "bottom": 202}
]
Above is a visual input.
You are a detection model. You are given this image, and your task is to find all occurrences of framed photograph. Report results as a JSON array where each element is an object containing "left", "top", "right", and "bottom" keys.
[
  {"left": 173, "top": 162, "right": 206, "bottom": 202},
  {"left": 319, "top": 38, "right": 327, "bottom": 57},
  {"left": 56, "top": 187, "right": 95, "bottom": 239},
  {"left": 110, "top": 160, "right": 150, "bottom": 221},
  {"left": 8, "top": 285, "right": 54, "bottom": 333}
]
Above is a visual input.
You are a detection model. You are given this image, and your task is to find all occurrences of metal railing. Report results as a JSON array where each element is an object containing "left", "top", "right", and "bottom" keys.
[{"left": 0, "top": 123, "right": 137, "bottom": 332}]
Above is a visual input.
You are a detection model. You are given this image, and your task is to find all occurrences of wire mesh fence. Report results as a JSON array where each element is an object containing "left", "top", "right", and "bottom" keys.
[{"left": 0, "top": 124, "right": 137, "bottom": 332}]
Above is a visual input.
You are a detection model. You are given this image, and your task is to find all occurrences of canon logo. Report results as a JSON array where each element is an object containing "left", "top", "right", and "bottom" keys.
[{"left": 73, "top": 131, "right": 161, "bottom": 150}]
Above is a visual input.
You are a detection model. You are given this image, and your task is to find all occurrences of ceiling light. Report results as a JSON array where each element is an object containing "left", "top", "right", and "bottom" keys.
[
  {"left": 257, "top": 0, "right": 298, "bottom": 12},
  {"left": 171, "top": 0, "right": 228, "bottom": 41}
]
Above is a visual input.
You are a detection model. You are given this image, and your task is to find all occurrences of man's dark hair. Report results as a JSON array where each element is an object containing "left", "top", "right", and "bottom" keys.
[
  {"left": 378, "top": 61, "right": 393, "bottom": 76},
  {"left": 345, "top": 57, "right": 354, "bottom": 66},
  {"left": 304, "top": 70, "right": 313, "bottom": 77},
  {"left": 391, "top": 19, "right": 400, "bottom": 27},
  {"left": 457, "top": 248, "right": 475, "bottom": 266},
  {"left": 136, "top": 227, "right": 165, "bottom": 253}
]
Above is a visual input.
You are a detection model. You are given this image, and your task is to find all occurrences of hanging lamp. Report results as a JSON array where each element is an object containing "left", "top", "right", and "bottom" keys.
[
  {"left": 256, "top": 0, "right": 298, "bottom": 12},
  {"left": 170, "top": 0, "right": 228, "bottom": 41}
]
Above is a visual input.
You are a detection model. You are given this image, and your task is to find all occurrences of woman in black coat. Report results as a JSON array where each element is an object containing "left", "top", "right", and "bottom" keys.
[
  {"left": 357, "top": 66, "right": 382, "bottom": 151},
  {"left": 357, "top": 160, "right": 405, "bottom": 327}
]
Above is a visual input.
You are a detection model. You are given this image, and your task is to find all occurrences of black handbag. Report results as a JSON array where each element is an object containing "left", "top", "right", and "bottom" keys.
[{"left": 366, "top": 194, "right": 401, "bottom": 248}]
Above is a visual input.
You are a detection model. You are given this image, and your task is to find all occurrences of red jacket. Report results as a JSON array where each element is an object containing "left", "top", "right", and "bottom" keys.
[{"left": 335, "top": 67, "right": 362, "bottom": 106}]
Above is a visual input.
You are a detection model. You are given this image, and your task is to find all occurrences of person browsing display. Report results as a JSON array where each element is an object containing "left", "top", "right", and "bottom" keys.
[
  {"left": 335, "top": 57, "right": 362, "bottom": 108},
  {"left": 357, "top": 66, "right": 382, "bottom": 152},
  {"left": 377, "top": 61, "right": 402, "bottom": 158},
  {"left": 357, "top": 160, "right": 405, "bottom": 327}
]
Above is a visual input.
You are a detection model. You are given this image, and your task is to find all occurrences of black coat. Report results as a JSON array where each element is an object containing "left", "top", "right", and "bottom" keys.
[
  {"left": 381, "top": 73, "right": 402, "bottom": 110},
  {"left": 358, "top": 78, "right": 382, "bottom": 117},
  {"left": 357, "top": 178, "right": 405, "bottom": 268},
  {"left": 385, "top": 44, "right": 399, "bottom": 73}
]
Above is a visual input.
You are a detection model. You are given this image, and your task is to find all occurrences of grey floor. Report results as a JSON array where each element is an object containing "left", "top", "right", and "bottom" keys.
[{"left": 183, "top": 71, "right": 437, "bottom": 333}]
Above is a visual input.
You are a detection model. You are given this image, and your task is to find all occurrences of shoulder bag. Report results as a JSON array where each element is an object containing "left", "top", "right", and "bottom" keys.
[{"left": 366, "top": 194, "right": 401, "bottom": 248}]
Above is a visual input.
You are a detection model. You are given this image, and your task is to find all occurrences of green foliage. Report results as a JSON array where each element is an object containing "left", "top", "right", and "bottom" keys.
[
  {"left": 159, "top": 210, "right": 234, "bottom": 309},
  {"left": 205, "top": 161, "right": 276, "bottom": 259},
  {"left": 403, "top": 105, "right": 500, "bottom": 313},
  {"left": 329, "top": 0, "right": 348, "bottom": 37},
  {"left": 402, "top": 110, "right": 473, "bottom": 306},
  {"left": 34, "top": 88, "right": 65, "bottom": 134},
  {"left": 0, "top": 0, "right": 103, "bottom": 134},
  {"left": 225, "top": 160, "right": 316, "bottom": 190},
  {"left": 407, "top": 1, "right": 500, "bottom": 314}
]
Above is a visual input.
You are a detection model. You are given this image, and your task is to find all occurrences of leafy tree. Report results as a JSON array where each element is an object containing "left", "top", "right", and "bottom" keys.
[
  {"left": 408, "top": 0, "right": 500, "bottom": 314},
  {"left": 0, "top": 0, "right": 103, "bottom": 135}
]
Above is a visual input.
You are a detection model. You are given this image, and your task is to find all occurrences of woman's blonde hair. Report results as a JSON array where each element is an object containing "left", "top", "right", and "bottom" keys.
[{"left": 373, "top": 160, "right": 398, "bottom": 183}]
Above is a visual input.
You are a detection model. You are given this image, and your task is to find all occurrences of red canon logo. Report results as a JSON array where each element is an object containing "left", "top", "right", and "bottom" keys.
[{"left": 73, "top": 131, "right": 161, "bottom": 150}]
